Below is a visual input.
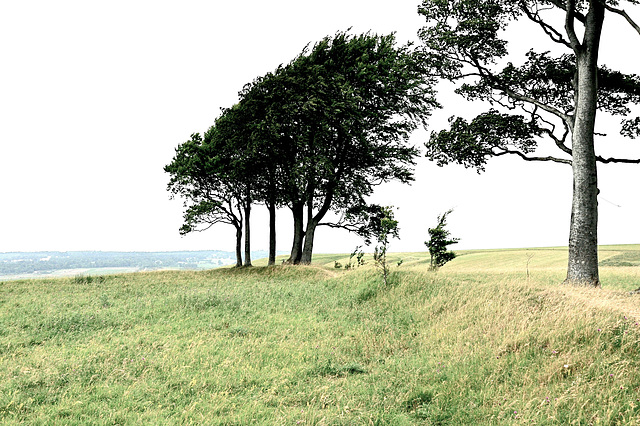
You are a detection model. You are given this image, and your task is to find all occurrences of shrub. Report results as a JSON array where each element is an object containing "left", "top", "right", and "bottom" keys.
[{"left": 425, "top": 209, "right": 459, "bottom": 270}]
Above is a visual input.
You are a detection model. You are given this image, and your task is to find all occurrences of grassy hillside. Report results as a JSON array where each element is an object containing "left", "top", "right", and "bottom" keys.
[{"left": 1, "top": 246, "right": 640, "bottom": 424}]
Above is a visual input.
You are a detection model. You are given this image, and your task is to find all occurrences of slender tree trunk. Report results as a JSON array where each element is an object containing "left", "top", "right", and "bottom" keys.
[
  {"left": 299, "top": 220, "right": 318, "bottom": 265},
  {"left": 287, "top": 202, "right": 305, "bottom": 264},
  {"left": 564, "top": 3, "right": 603, "bottom": 287},
  {"left": 243, "top": 203, "right": 252, "bottom": 267},
  {"left": 300, "top": 198, "right": 318, "bottom": 265},
  {"left": 234, "top": 226, "right": 243, "bottom": 267},
  {"left": 268, "top": 202, "right": 276, "bottom": 266}
]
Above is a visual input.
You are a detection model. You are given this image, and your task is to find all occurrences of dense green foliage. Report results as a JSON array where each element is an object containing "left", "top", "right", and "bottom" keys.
[
  {"left": 166, "top": 31, "right": 438, "bottom": 265},
  {"left": 425, "top": 209, "right": 459, "bottom": 270},
  {"left": 2, "top": 246, "right": 640, "bottom": 423},
  {"left": 418, "top": 1, "right": 640, "bottom": 168}
]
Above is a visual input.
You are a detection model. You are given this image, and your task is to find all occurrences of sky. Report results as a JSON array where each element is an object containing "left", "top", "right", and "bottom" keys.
[{"left": 1, "top": 1, "right": 639, "bottom": 255}]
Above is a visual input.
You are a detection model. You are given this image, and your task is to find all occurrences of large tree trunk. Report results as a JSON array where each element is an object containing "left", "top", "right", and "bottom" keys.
[
  {"left": 564, "top": 2, "right": 603, "bottom": 287},
  {"left": 300, "top": 186, "right": 335, "bottom": 265},
  {"left": 234, "top": 226, "right": 243, "bottom": 268},
  {"left": 268, "top": 202, "right": 276, "bottom": 266},
  {"left": 243, "top": 203, "right": 252, "bottom": 267},
  {"left": 287, "top": 202, "right": 305, "bottom": 264}
]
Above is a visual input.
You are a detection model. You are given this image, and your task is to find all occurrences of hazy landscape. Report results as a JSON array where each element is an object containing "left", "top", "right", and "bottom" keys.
[
  {"left": 1, "top": 245, "right": 640, "bottom": 424},
  {"left": 0, "top": 251, "right": 274, "bottom": 282}
]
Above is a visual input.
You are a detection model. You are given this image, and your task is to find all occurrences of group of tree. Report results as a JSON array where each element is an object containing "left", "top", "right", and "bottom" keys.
[
  {"left": 165, "top": 31, "right": 438, "bottom": 266},
  {"left": 167, "top": 1, "right": 640, "bottom": 287}
]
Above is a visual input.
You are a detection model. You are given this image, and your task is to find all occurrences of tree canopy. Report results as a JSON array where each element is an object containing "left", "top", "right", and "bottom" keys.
[
  {"left": 274, "top": 31, "right": 439, "bottom": 264},
  {"left": 166, "top": 31, "right": 438, "bottom": 265}
]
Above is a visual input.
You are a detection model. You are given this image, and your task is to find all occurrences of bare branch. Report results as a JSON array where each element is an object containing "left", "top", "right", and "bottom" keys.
[
  {"left": 538, "top": 121, "right": 640, "bottom": 164},
  {"left": 604, "top": 3, "right": 640, "bottom": 35},
  {"left": 556, "top": 128, "right": 573, "bottom": 155},
  {"left": 493, "top": 148, "right": 572, "bottom": 164},
  {"left": 521, "top": 3, "right": 573, "bottom": 48},
  {"left": 318, "top": 221, "right": 359, "bottom": 231},
  {"left": 533, "top": 125, "right": 640, "bottom": 164},
  {"left": 596, "top": 155, "right": 640, "bottom": 164},
  {"left": 187, "top": 223, "right": 216, "bottom": 233},
  {"left": 546, "top": 0, "right": 587, "bottom": 22}
]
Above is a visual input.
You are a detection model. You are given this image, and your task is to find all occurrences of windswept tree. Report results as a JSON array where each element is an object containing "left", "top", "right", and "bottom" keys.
[
  {"left": 419, "top": 0, "right": 640, "bottom": 286},
  {"left": 167, "top": 31, "right": 438, "bottom": 266},
  {"left": 271, "top": 31, "right": 439, "bottom": 264},
  {"left": 238, "top": 70, "right": 298, "bottom": 266},
  {"left": 213, "top": 104, "right": 257, "bottom": 267},
  {"left": 164, "top": 131, "right": 245, "bottom": 267},
  {"left": 425, "top": 209, "right": 459, "bottom": 270},
  {"left": 165, "top": 103, "right": 258, "bottom": 267}
]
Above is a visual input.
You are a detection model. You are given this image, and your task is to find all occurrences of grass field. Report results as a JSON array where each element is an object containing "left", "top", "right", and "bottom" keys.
[{"left": 1, "top": 245, "right": 640, "bottom": 424}]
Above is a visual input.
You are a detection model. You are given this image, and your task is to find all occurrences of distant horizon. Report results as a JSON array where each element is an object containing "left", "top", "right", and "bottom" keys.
[{"left": 3, "top": 242, "right": 640, "bottom": 255}]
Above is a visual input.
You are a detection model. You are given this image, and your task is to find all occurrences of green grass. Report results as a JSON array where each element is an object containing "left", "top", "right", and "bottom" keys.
[{"left": 1, "top": 245, "right": 640, "bottom": 424}]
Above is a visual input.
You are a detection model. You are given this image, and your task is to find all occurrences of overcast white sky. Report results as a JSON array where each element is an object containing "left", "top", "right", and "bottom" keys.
[{"left": 1, "top": 1, "right": 639, "bottom": 254}]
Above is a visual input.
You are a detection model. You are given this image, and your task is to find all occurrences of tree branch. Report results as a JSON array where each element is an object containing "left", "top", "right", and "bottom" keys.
[
  {"left": 521, "top": 3, "right": 573, "bottom": 48},
  {"left": 604, "top": 3, "right": 640, "bottom": 35},
  {"left": 546, "top": 0, "right": 587, "bottom": 22},
  {"left": 501, "top": 86, "right": 573, "bottom": 126},
  {"left": 596, "top": 155, "right": 640, "bottom": 164},
  {"left": 541, "top": 124, "right": 573, "bottom": 156},
  {"left": 565, "top": 0, "right": 583, "bottom": 49},
  {"left": 318, "top": 221, "right": 359, "bottom": 231},
  {"left": 493, "top": 148, "right": 572, "bottom": 165},
  {"left": 184, "top": 222, "right": 216, "bottom": 234},
  {"left": 469, "top": 56, "right": 573, "bottom": 125}
]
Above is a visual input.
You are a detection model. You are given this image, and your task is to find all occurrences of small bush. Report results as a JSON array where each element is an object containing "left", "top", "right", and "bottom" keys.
[
  {"left": 425, "top": 209, "right": 459, "bottom": 270},
  {"left": 72, "top": 275, "right": 106, "bottom": 284},
  {"left": 99, "top": 293, "right": 111, "bottom": 308},
  {"left": 73, "top": 275, "right": 92, "bottom": 284},
  {"left": 356, "top": 283, "right": 379, "bottom": 303}
]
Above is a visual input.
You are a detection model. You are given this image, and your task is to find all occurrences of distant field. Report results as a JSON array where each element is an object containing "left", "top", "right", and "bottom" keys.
[
  {"left": 1, "top": 245, "right": 640, "bottom": 424},
  {"left": 0, "top": 267, "right": 142, "bottom": 282},
  {"left": 258, "top": 244, "right": 640, "bottom": 287},
  {"left": 0, "top": 250, "right": 248, "bottom": 282}
]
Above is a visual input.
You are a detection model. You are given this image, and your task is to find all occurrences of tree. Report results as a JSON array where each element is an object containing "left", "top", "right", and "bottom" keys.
[
  {"left": 425, "top": 209, "right": 459, "bottom": 270},
  {"left": 372, "top": 206, "right": 400, "bottom": 286},
  {"left": 165, "top": 103, "right": 259, "bottom": 268},
  {"left": 236, "top": 71, "right": 291, "bottom": 266},
  {"left": 213, "top": 104, "right": 257, "bottom": 267},
  {"left": 418, "top": 0, "right": 640, "bottom": 286},
  {"left": 164, "top": 131, "right": 245, "bottom": 267},
  {"left": 269, "top": 31, "right": 439, "bottom": 264}
]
